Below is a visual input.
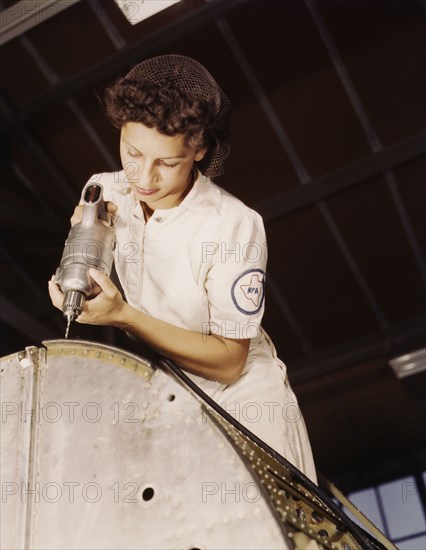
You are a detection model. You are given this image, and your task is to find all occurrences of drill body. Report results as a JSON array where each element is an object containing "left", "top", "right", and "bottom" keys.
[{"left": 54, "top": 183, "right": 116, "bottom": 336}]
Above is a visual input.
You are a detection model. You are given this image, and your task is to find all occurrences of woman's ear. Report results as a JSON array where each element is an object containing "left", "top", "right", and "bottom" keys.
[{"left": 195, "top": 148, "right": 207, "bottom": 162}]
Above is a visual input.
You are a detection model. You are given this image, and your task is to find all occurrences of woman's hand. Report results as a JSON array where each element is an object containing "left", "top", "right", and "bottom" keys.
[
  {"left": 49, "top": 268, "right": 249, "bottom": 384},
  {"left": 48, "top": 268, "right": 125, "bottom": 326},
  {"left": 70, "top": 201, "right": 118, "bottom": 226}
]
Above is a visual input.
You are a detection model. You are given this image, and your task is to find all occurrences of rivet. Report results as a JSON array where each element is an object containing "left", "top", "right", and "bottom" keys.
[
  {"left": 296, "top": 508, "right": 306, "bottom": 521},
  {"left": 311, "top": 511, "right": 323, "bottom": 524}
]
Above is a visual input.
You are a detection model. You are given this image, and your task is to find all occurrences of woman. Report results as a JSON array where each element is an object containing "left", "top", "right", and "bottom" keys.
[{"left": 49, "top": 55, "right": 317, "bottom": 483}]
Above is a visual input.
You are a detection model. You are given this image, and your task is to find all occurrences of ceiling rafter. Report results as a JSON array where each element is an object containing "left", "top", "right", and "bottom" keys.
[
  {"left": 0, "top": 0, "right": 81, "bottom": 46},
  {"left": 216, "top": 18, "right": 318, "bottom": 352},
  {"left": 266, "top": 277, "right": 315, "bottom": 357},
  {"left": 87, "top": 0, "right": 127, "bottom": 51},
  {"left": 255, "top": 131, "right": 426, "bottom": 221},
  {"left": 305, "top": 0, "right": 426, "bottom": 285},
  {"left": 8, "top": 160, "right": 60, "bottom": 223},
  {"left": 216, "top": 16, "right": 389, "bottom": 330},
  {"left": 217, "top": 17, "right": 311, "bottom": 185},
  {"left": 18, "top": 34, "right": 119, "bottom": 171},
  {"left": 16, "top": 0, "right": 253, "bottom": 120},
  {"left": 0, "top": 92, "right": 79, "bottom": 206},
  {"left": 290, "top": 314, "right": 426, "bottom": 384}
]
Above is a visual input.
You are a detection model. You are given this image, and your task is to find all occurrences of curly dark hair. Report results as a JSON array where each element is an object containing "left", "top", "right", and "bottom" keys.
[{"left": 103, "top": 77, "right": 229, "bottom": 175}]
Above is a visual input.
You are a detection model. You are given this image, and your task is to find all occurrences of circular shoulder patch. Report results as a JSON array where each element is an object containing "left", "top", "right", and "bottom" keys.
[{"left": 231, "top": 268, "right": 266, "bottom": 315}]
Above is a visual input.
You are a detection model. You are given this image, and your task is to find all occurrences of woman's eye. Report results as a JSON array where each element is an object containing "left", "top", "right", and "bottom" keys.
[
  {"left": 161, "top": 161, "right": 178, "bottom": 168},
  {"left": 127, "top": 150, "right": 141, "bottom": 158}
]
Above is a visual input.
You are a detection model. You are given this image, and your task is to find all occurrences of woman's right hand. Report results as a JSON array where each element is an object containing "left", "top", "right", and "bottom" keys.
[{"left": 70, "top": 201, "right": 118, "bottom": 226}]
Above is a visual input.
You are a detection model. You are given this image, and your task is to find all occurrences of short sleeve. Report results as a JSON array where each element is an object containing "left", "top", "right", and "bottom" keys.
[{"left": 204, "top": 208, "right": 268, "bottom": 339}]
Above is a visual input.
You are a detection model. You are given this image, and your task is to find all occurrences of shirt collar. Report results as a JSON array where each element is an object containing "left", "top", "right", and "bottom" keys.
[
  {"left": 113, "top": 169, "right": 222, "bottom": 217},
  {"left": 179, "top": 170, "right": 222, "bottom": 214}
]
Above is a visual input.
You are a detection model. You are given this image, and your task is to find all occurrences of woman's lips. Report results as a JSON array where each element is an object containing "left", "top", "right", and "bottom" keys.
[{"left": 135, "top": 186, "right": 158, "bottom": 196}]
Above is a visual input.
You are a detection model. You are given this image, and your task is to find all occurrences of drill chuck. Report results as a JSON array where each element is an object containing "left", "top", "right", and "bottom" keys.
[{"left": 62, "top": 289, "right": 85, "bottom": 321}]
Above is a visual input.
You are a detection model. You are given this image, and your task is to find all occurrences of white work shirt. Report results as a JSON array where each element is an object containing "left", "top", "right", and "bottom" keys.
[{"left": 86, "top": 169, "right": 317, "bottom": 482}]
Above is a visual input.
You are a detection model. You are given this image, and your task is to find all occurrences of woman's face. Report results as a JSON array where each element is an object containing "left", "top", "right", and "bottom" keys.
[{"left": 120, "top": 122, "right": 206, "bottom": 211}]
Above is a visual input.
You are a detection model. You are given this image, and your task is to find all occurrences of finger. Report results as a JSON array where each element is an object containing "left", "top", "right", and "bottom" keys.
[
  {"left": 70, "top": 203, "right": 117, "bottom": 228},
  {"left": 70, "top": 205, "right": 84, "bottom": 226},
  {"left": 48, "top": 278, "right": 64, "bottom": 310},
  {"left": 89, "top": 268, "right": 117, "bottom": 297},
  {"left": 105, "top": 201, "right": 118, "bottom": 226},
  {"left": 106, "top": 201, "right": 118, "bottom": 214}
]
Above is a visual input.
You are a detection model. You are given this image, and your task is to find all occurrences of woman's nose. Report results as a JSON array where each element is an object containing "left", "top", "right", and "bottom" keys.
[{"left": 138, "top": 161, "right": 157, "bottom": 186}]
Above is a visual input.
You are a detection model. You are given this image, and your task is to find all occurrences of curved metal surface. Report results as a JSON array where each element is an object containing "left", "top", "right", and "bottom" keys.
[
  {"left": 1, "top": 347, "right": 40, "bottom": 550},
  {"left": 162, "top": 358, "right": 393, "bottom": 550},
  {"left": 1, "top": 339, "right": 394, "bottom": 550},
  {"left": 1, "top": 340, "right": 288, "bottom": 550}
]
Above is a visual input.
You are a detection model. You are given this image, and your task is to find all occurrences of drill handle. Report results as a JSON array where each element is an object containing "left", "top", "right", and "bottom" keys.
[{"left": 80, "top": 183, "right": 109, "bottom": 227}]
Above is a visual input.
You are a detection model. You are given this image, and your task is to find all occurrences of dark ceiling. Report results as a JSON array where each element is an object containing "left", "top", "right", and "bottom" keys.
[{"left": 0, "top": 0, "right": 425, "bottom": 490}]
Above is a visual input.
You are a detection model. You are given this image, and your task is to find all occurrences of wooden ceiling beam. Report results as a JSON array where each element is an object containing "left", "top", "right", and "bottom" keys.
[
  {"left": 290, "top": 314, "right": 426, "bottom": 384},
  {"left": 256, "top": 131, "right": 426, "bottom": 222},
  {"left": 17, "top": 0, "right": 252, "bottom": 120}
]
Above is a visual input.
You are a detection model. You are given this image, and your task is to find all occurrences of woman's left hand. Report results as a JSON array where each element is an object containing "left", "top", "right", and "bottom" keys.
[{"left": 48, "top": 268, "right": 125, "bottom": 326}]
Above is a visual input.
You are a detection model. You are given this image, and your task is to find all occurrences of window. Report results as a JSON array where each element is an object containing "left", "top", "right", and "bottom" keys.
[{"left": 342, "top": 473, "right": 426, "bottom": 547}]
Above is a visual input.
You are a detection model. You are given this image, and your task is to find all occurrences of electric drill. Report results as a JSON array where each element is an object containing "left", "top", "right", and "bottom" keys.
[{"left": 54, "top": 183, "right": 116, "bottom": 338}]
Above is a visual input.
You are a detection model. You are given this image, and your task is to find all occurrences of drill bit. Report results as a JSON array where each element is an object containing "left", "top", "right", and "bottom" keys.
[
  {"left": 65, "top": 316, "right": 72, "bottom": 339},
  {"left": 62, "top": 290, "right": 84, "bottom": 338}
]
